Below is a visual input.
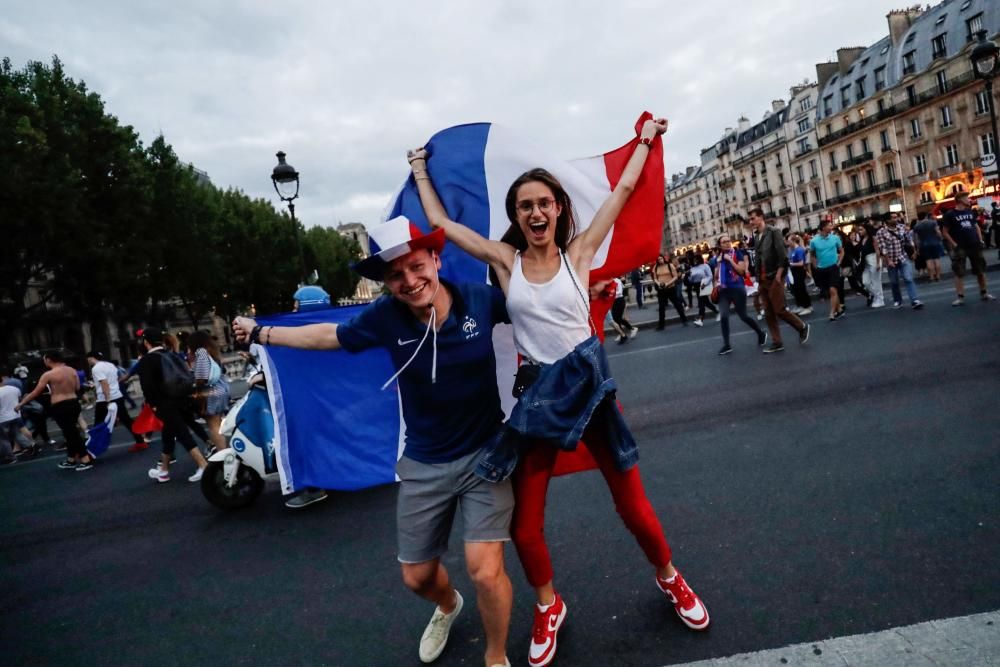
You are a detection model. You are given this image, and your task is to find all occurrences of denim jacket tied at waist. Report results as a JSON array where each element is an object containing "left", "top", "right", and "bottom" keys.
[{"left": 476, "top": 335, "right": 640, "bottom": 483}]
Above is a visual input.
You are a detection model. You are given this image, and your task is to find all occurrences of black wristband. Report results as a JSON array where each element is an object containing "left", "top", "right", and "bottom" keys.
[{"left": 249, "top": 325, "right": 263, "bottom": 344}]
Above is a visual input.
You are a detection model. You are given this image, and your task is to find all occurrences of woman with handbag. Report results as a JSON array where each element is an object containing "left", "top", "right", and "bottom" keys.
[
  {"left": 714, "top": 234, "right": 767, "bottom": 356},
  {"left": 408, "top": 116, "right": 709, "bottom": 667},
  {"left": 687, "top": 254, "right": 718, "bottom": 327},
  {"left": 187, "top": 331, "right": 229, "bottom": 459}
]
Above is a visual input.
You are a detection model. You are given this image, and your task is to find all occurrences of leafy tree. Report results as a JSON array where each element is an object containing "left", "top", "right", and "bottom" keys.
[{"left": 303, "top": 226, "right": 361, "bottom": 301}]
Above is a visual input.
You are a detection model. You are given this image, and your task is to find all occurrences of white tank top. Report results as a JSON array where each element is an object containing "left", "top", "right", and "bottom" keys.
[{"left": 507, "top": 252, "right": 592, "bottom": 364}]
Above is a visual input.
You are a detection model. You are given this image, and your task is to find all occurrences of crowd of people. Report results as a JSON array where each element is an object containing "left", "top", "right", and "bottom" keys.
[{"left": 618, "top": 191, "right": 997, "bottom": 354}]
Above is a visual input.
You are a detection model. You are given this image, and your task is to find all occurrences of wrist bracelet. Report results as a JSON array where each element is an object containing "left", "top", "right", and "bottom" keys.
[
  {"left": 414, "top": 176, "right": 431, "bottom": 182},
  {"left": 639, "top": 137, "right": 653, "bottom": 146},
  {"left": 408, "top": 156, "right": 426, "bottom": 165},
  {"left": 249, "top": 325, "right": 263, "bottom": 344}
]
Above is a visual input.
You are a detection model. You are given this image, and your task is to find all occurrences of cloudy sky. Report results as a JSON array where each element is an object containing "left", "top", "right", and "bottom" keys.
[{"left": 4, "top": 0, "right": 906, "bottom": 229}]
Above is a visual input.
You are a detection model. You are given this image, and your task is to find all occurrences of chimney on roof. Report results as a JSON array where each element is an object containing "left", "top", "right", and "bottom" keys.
[
  {"left": 887, "top": 6, "right": 925, "bottom": 48},
  {"left": 836, "top": 47, "right": 866, "bottom": 75},
  {"left": 685, "top": 166, "right": 697, "bottom": 177},
  {"left": 737, "top": 116, "right": 750, "bottom": 132},
  {"left": 816, "top": 61, "right": 839, "bottom": 89},
  {"left": 771, "top": 99, "right": 786, "bottom": 113}
]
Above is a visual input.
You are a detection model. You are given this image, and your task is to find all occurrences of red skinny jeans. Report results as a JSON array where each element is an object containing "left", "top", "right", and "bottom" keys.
[{"left": 510, "top": 421, "right": 672, "bottom": 587}]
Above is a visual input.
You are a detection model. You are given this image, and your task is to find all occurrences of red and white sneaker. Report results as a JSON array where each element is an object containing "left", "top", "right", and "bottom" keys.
[
  {"left": 656, "top": 570, "right": 710, "bottom": 630},
  {"left": 528, "top": 593, "right": 567, "bottom": 667}
]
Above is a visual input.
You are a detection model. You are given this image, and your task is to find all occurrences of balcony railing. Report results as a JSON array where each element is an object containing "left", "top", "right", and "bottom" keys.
[
  {"left": 811, "top": 202, "right": 825, "bottom": 211},
  {"left": 777, "top": 207, "right": 792, "bottom": 216},
  {"left": 732, "top": 135, "right": 787, "bottom": 168},
  {"left": 750, "top": 189, "right": 773, "bottom": 202},
  {"left": 934, "top": 163, "right": 962, "bottom": 178},
  {"left": 680, "top": 221, "right": 694, "bottom": 230},
  {"left": 724, "top": 213, "right": 745, "bottom": 224},
  {"left": 825, "top": 180, "right": 902, "bottom": 207},
  {"left": 798, "top": 205, "right": 810, "bottom": 215},
  {"left": 718, "top": 175, "right": 736, "bottom": 188},
  {"left": 841, "top": 151, "right": 874, "bottom": 170},
  {"left": 794, "top": 145, "right": 814, "bottom": 158}
]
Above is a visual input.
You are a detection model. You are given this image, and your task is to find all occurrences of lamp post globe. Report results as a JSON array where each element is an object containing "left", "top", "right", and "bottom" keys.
[
  {"left": 271, "top": 151, "right": 300, "bottom": 203},
  {"left": 971, "top": 31, "right": 999, "bottom": 79}
]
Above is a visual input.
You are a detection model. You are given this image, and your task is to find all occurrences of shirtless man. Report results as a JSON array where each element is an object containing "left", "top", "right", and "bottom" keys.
[{"left": 17, "top": 350, "right": 94, "bottom": 470}]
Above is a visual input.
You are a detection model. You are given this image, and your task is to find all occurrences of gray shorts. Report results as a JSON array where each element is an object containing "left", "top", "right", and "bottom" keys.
[{"left": 395, "top": 449, "right": 513, "bottom": 564}]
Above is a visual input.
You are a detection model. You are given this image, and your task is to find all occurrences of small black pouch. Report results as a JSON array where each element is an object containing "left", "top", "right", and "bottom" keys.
[{"left": 512, "top": 363, "right": 541, "bottom": 398}]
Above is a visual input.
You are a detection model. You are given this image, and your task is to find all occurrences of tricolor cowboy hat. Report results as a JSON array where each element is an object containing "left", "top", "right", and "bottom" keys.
[{"left": 352, "top": 215, "right": 446, "bottom": 281}]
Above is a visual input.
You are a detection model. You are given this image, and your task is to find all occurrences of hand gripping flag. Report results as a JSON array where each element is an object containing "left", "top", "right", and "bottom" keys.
[
  {"left": 86, "top": 401, "right": 117, "bottom": 459},
  {"left": 261, "top": 114, "right": 664, "bottom": 492}
]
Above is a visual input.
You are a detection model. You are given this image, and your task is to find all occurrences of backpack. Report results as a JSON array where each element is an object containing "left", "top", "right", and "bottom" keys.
[{"left": 157, "top": 351, "right": 194, "bottom": 398}]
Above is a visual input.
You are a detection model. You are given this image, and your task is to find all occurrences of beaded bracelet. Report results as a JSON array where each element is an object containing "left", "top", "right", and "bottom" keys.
[{"left": 249, "top": 325, "right": 263, "bottom": 344}]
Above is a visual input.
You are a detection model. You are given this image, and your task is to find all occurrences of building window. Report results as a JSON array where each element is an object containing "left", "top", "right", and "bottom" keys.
[
  {"left": 823, "top": 95, "right": 833, "bottom": 117},
  {"left": 880, "top": 130, "right": 891, "bottom": 151},
  {"left": 797, "top": 137, "right": 810, "bottom": 154},
  {"left": 866, "top": 169, "right": 876, "bottom": 188},
  {"left": 798, "top": 118, "right": 811, "bottom": 133},
  {"left": 976, "top": 90, "right": 991, "bottom": 115},
  {"left": 936, "top": 69, "right": 949, "bottom": 94},
  {"left": 919, "top": 191, "right": 934, "bottom": 204},
  {"left": 847, "top": 144, "right": 855, "bottom": 160},
  {"left": 799, "top": 97, "right": 812, "bottom": 112},
  {"left": 813, "top": 186, "right": 822, "bottom": 202},
  {"left": 841, "top": 86, "right": 851, "bottom": 108},
  {"left": 903, "top": 51, "right": 916, "bottom": 75},
  {"left": 914, "top": 154, "right": 927, "bottom": 174},
  {"left": 834, "top": 180, "right": 842, "bottom": 196},
  {"left": 855, "top": 77, "right": 867, "bottom": 101},
  {"left": 940, "top": 105, "right": 953, "bottom": 128},
  {"left": 981, "top": 132, "right": 996, "bottom": 157},
  {"left": 874, "top": 66, "right": 886, "bottom": 91},
  {"left": 944, "top": 144, "right": 959, "bottom": 167},
  {"left": 779, "top": 173, "right": 786, "bottom": 188},
  {"left": 861, "top": 137, "right": 871, "bottom": 154},
  {"left": 829, "top": 151, "right": 837, "bottom": 170},
  {"left": 809, "top": 160, "right": 818, "bottom": 178},
  {"left": 885, "top": 162, "right": 897, "bottom": 182},
  {"left": 906, "top": 85, "right": 917, "bottom": 106},
  {"left": 851, "top": 174, "right": 861, "bottom": 193},
  {"left": 932, "top": 34, "right": 947, "bottom": 60},
  {"left": 910, "top": 118, "right": 922, "bottom": 139},
  {"left": 966, "top": 13, "right": 983, "bottom": 42},
  {"left": 796, "top": 165, "right": 804, "bottom": 183}
]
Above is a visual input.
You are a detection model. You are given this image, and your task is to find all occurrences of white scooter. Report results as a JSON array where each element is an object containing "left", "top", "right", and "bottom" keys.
[{"left": 201, "top": 373, "right": 279, "bottom": 510}]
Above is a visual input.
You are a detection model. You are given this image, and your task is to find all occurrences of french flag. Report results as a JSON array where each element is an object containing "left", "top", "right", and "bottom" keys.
[{"left": 261, "top": 114, "right": 664, "bottom": 493}]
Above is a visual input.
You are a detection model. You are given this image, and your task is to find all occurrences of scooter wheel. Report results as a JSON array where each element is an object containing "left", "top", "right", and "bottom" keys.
[{"left": 201, "top": 459, "right": 264, "bottom": 510}]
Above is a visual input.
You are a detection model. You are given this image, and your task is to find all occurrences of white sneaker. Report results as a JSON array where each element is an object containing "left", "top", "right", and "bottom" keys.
[
  {"left": 870, "top": 301, "right": 884, "bottom": 309},
  {"left": 187, "top": 467, "right": 205, "bottom": 483},
  {"left": 756, "top": 311, "right": 764, "bottom": 320},
  {"left": 715, "top": 314, "right": 722, "bottom": 322},
  {"left": 628, "top": 327, "right": 638, "bottom": 339},
  {"left": 147, "top": 466, "right": 169, "bottom": 483},
  {"left": 798, "top": 307, "right": 813, "bottom": 315},
  {"left": 419, "top": 590, "right": 463, "bottom": 663},
  {"left": 692, "top": 319, "right": 704, "bottom": 327}
]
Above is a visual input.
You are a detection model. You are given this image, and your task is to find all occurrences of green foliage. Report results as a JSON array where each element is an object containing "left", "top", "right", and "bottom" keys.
[{"left": 0, "top": 56, "right": 365, "bottom": 355}]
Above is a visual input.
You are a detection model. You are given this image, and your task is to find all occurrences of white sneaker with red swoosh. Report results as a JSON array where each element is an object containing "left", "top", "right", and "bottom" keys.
[
  {"left": 656, "top": 570, "right": 710, "bottom": 630},
  {"left": 528, "top": 593, "right": 567, "bottom": 667}
]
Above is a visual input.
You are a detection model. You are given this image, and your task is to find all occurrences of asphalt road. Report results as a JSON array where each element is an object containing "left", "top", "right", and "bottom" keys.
[{"left": 2, "top": 279, "right": 998, "bottom": 666}]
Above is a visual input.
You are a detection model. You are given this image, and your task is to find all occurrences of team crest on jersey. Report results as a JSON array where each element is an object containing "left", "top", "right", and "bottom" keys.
[{"left": 462, "top": 316, "right": 479, "bottom": 339}]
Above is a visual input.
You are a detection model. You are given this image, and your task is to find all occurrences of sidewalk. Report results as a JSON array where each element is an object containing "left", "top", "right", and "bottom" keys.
[{"left": 611, "top": 253, "right": 1000, "bottom": 335}]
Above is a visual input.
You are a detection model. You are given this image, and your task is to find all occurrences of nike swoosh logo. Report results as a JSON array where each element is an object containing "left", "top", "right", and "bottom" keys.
[
  {"left": 548, "top": 616, "right": 559, "bottom": 631},
  {"left": 397, "top": 338, "right": 418, "bottom": 346}
]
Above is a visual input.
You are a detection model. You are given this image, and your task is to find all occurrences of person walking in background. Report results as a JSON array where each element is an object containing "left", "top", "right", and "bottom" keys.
[
  {"left": 687, "top": 255, "right": 717, "bottom": 327},
  {"left": 651, "top": 254, "right": 687, "bottom": 330},
  {"left": 16, "top": 351, "right": 93, "bottom": 470},
  {"left": 941, "top": 191, "right": 994, "bottom": 305},
  {"left": 714, "top": 234, "right": 769, "bottom": 356},
  {"left": 630, "top": 267, "right": 645, "bottom": 309},
  {"left": 86, "top": 351, "right": 146, "bottom": 450},
  {"left": 187, "top": 331, "right": 230, "bottom": 456},
  {"left": 912, "top": 212, "right": 944, "bottom": 282},
  {"left": 787, "top": 234, "right": 812, "bottom": 315},
  {"left": 857, "top": 223, "right": 884, "bottom": 308},
  {"left": 810, "top": 220, "right": 845, "bottom": 321},
  {"left": 875, "top": 212, "right": 923, "bottom": 310},
  {"left": 990, "top": 202, "right": 1000, "bottom": 258},
  {"left": 610, "top": 276, "right": 638, "bottom": 344},
  {"left": 136, "top": 329, "right": 210, "bottom": 484},
  {"left": 748, "top": 208, "right": 809, "bottom": 353},
  {"left": 841, "top": 228, "right": 869, "bottom": 302}
]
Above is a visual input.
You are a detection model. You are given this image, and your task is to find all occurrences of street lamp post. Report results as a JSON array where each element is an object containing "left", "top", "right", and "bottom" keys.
[
  {"left": 271, "top": 151, "right": 305, "bottom": 282},
  {"left": 971, "top": 31, "right": 1000, "bottom": 182}
]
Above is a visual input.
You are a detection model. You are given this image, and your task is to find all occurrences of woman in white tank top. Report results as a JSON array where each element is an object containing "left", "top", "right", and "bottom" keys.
[{"left": 408, "top": 117, "right": 710, "bottom": 667}]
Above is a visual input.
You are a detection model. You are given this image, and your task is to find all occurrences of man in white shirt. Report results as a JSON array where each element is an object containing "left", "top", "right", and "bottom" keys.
[
  {"left": 0, "top": 380, "right": 30, "bottom": 464},
  {"left": 86, "top": 351, "right": 144, "bottom": 447}
]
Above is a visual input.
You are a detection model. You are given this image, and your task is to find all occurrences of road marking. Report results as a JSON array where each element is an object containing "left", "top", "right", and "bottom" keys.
[{"left": 667, "top": 609, "right": 1000, "bottom": 666}]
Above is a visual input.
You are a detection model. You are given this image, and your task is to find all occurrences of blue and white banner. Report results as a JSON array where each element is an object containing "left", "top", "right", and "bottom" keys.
[{"left": 260, "top": 115, "right": 664, "bottom": 494}]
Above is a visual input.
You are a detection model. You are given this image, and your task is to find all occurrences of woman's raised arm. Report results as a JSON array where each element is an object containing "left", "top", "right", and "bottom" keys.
[
  {"left": 570, "top": 118, "right": 668, "bottom": 268},
  {"left": 407, "top": 149, "right": 514, "bottom": 284}
]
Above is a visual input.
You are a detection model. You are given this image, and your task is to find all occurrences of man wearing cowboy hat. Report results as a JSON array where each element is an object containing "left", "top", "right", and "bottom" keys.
[{"left": 233, "top": 216, "right": 514, "bottom": 667}]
